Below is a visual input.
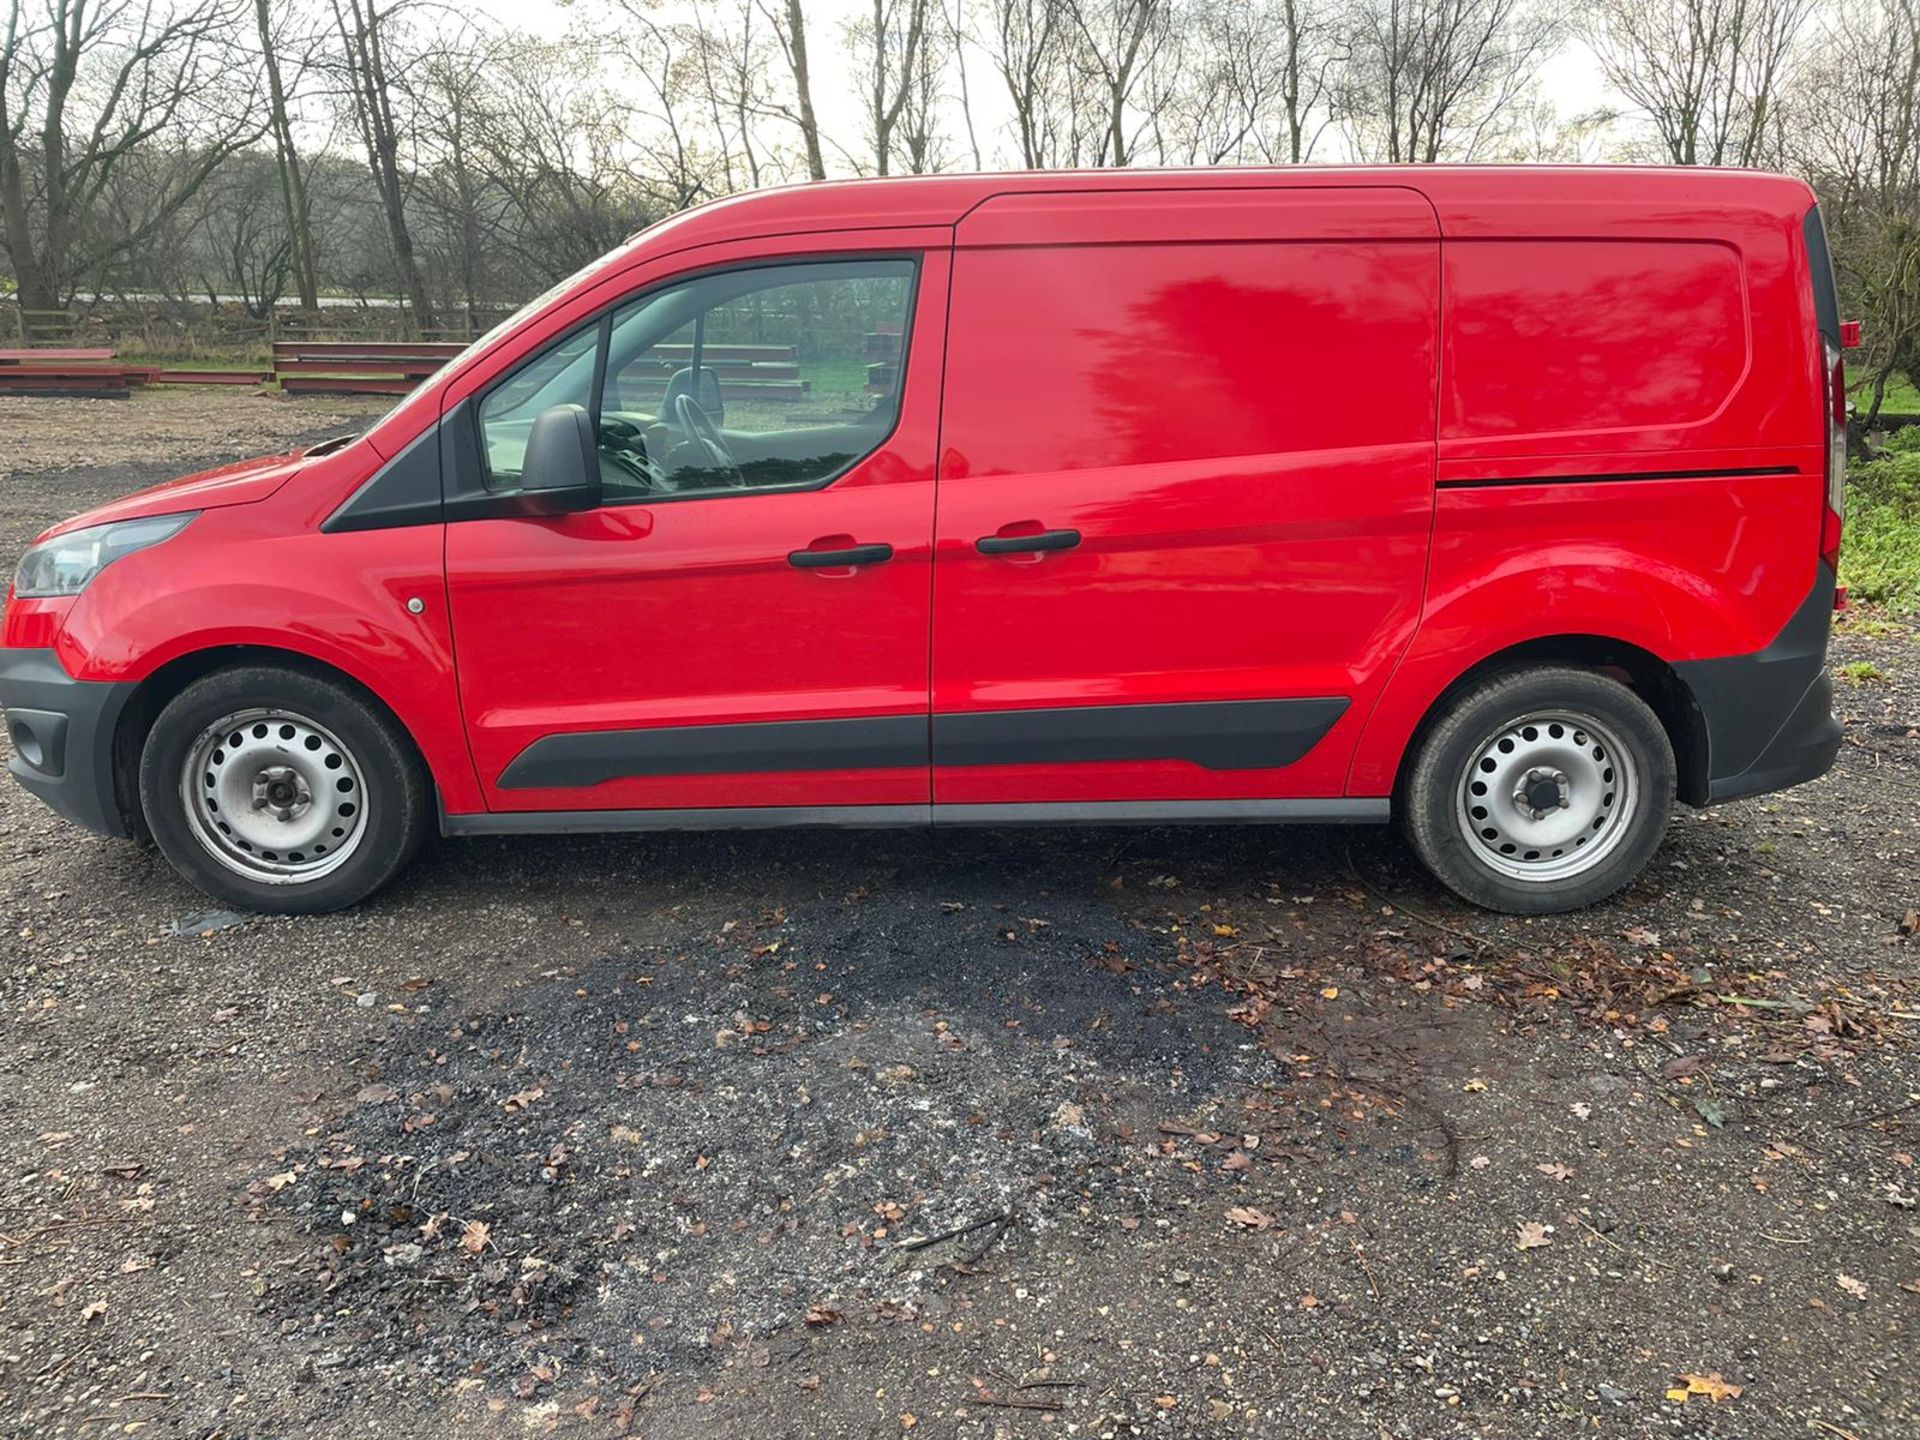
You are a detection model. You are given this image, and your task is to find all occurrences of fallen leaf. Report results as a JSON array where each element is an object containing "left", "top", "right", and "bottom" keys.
[
  {"left": 1670, "top": 1372, "right": 1742, "bottom": 1403},
  {"left": 503, "top": 1087, "right": 545, "bottom": 1112},
  {"left": 1515, "top": 1221, "right": 1553, "bottom": 1250}
]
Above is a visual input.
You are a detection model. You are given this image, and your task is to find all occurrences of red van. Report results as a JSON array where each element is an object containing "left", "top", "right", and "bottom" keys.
[{"left": 1, "top": 167, "right": 1846, "bottom": 915}]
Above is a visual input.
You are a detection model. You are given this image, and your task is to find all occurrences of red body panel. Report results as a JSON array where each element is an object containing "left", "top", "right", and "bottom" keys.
[
  {"left": 931, "top": 187, "right": 1438, "bottom": 801},
  {"left": 0, "top": 166, "right": 1831, "bottom": 828}
]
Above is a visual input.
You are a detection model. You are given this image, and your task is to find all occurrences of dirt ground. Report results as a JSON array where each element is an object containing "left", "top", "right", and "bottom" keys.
[{"left": 1, "top": 392, "right": 1916, "bottom": 1440}]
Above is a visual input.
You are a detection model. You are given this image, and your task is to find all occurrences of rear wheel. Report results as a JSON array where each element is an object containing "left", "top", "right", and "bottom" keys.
[
  {"left": 138, "top": 665, "right": 427, "bottom": 913},
  {"left": 1401, "top": 666, "right": 1675, "bottom": 914}
]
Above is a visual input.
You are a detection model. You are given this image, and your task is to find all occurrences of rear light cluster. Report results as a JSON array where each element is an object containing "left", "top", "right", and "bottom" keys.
[{"left": 1822, "top": 336, "right": 1847, "bottom": 575}]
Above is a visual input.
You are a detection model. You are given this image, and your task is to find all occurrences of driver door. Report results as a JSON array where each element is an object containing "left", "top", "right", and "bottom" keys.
[{"left": 443, "top": 251, "right": 947, "bottom": 816}]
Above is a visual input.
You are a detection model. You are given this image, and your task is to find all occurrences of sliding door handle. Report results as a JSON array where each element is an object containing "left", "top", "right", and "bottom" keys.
[
  {"left": 789, "top": 541, "right": 894, "bottom": 568},
  {"left": 976, "top": 527, "right": 1081, "bottom": 555}
]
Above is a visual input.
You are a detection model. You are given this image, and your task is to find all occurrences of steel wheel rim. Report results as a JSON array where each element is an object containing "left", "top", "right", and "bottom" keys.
[
  {"left": 1455, "top": 709, "right": 1638, "bottom": 883},
  {"left": 179, "top": 708, "right": 367, "bottom": 884}
]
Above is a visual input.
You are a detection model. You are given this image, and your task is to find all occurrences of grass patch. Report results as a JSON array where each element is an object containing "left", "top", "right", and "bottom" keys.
[
  {"left": 1853, "top": 372, "right": 1920, "bottom": 414},
  {"left": 1842, "top": 446, "right": 1920, "bottom": 615}
]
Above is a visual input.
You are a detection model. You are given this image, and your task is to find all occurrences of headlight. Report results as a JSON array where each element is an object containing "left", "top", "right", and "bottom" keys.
[{"left": 12, "top": 513, "right": 198, "bottom": 599}]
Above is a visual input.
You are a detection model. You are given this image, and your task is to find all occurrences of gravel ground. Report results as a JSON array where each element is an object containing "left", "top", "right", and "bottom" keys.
[{"left": 1, "top": 394, "right": 1917, "bottom": 1439}]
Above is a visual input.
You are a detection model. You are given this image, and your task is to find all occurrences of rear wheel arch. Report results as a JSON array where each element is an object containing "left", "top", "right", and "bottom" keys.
[
  {"left": 1392, "top": 634, "right": 1710, "bottom": 811},
  {"left": 111, "top": 645, "right": 435, "bottom": 837}
]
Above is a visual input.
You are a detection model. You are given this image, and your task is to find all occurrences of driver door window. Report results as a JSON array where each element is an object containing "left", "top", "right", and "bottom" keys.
[{"left": 477, "top": 259, "right": 916, "bottom": 503}]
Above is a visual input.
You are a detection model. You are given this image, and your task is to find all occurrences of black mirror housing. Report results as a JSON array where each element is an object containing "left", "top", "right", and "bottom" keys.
[{"left": 516, "top": 403, "right": 602, "bottom": 514}]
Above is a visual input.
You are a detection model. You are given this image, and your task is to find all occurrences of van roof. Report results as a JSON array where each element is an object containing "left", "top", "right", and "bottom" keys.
[{"left": 632, "top": 166, "right": 1818, "bottom": 255}]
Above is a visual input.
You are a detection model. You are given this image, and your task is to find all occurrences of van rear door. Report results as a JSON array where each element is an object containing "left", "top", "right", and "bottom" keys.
[{"left": 928, "top": 186, "right": 1439, "bottom": 807}]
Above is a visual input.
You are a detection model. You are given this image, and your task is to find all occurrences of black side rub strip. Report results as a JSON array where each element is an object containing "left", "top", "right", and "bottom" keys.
[
  {"left": 501, "top": 714, "right": 928, "bottom": 789},
  {"left": 499, "top": 698, "right": 1350, "bottom": 789},
  {"left": 933, "top": 698, "right": 1347, "bottom": 771},
  {"left": 1439, "top": 466, "right": 1798, "bottom": 491}
]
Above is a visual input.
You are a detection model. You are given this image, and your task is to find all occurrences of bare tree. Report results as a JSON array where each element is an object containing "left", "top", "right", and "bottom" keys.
[
  {"left": 1271, "top": 0, "right": 1350, "bottom": 161},
  {"left": 0, "top": 0, "right": 261, "bottom": 313},
  {"left": 196, "top": 148, "right": 292, "bottom": 316},
  {"left": 1062, "top": 0, "right": 1176, "bottom": 166},
  {"left": 471, "top": 39, "right": 656, "bottom": 280},
  {"left": 984, "top": 0, "right": 1070, "bottom": 166},
  {"left": 1788, "top": 0, "right": 1920, "bottom": 421},
  {"left": 893, "top": 7, "right": 953, "bottom": 171},
  {"left": 604, "top": 6, "right": 730, "bottom": 209},
  {"left": 948, "top": 0, "right": 984, "bottom": 168},
  {"left": 253, "top": 0, "right": 319, "bottom": 310},
  {"left": 1161, "top": 0, "right": 1346, "bottom": 164},
  {"left": 329, "top": 0, "right": 435, "bottom": 331},
  {"left": 402, "top": 27, "right": 508, "bottom": 334},
  {"left": 845, "top": 0, "right": 934, "bottom": 175},
  {"left": 684, "top": 0, "right": 775, "bottom": 191},
  {"left": 1341, "top": 0, "right": 1560, "bottom": 162},
  {"left": 760, "top": 0, "right": 827, "bottom": 179},
  {"left": 1585, "top": 0, "right": 1812, "bottom": 166}
]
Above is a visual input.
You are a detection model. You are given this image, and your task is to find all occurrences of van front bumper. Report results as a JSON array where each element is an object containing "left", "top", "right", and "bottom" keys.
[
  {"left": 1675, "top": 564, "right": 1843, "bottom": 805},
  {"left": 0, "top": 648, "right": 137, "bottom": 837}
]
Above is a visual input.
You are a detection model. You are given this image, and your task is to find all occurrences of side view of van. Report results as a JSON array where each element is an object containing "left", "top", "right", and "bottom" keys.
[{"left": 0, "top": 167, "right": 1847, "bottom": 915}]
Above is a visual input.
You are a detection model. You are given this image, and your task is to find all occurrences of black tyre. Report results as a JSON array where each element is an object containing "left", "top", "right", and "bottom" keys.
[
  {"left": 138, "top": 665, "right": 428, "bottom": 914},
  {"left": 1400, "top": 665, "right": 1675, "bottom": 914}
]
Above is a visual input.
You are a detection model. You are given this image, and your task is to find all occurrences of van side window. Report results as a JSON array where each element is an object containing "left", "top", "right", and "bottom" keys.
[
  {"left": 599, "top": 260, "right": 915, "bottom": 501},
  {"left": 475, "top": 325, "right": 599, "bottom": 483},
  {"left": 477, "top": 259, "right": 915, "bottom": 501}
]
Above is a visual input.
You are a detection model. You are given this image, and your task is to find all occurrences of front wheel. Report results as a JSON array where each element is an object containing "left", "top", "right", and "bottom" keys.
[
  {"left": 1400, "top": 666, "right": 1676, "bottom": 914},
  {"left": 138, "top": 665, "right": 428, "bottom": 914}
]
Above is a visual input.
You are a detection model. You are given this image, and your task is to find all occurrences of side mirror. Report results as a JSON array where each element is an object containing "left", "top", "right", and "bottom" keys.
[{"left": 516, "top": 403, "right": 602, "bottom": 514}]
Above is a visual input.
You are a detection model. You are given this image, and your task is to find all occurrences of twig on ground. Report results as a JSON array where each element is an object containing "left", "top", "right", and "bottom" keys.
[
  {"left": 1838, "top": 1099, "right": 1920, "bottom": 1130},
  {"left": 1348, "top": 1235, "right": 1382, "bottom": 1303},
  {"left": 1570, "top": 1215, "right": 1674, "bottom": 1273},
  {"left": 1343, "top": 843, "right": 1490, "bottom": 956},
  {"left": 900, "top": 1209, "right": 1014, "bottom": 1256},
  {"left": 972, "top": 1393, "right": 1066, "bottom": 1413}
]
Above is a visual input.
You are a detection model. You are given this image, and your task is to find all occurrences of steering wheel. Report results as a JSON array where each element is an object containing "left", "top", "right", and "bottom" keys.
[{"left": 671, "top": 393, "right": 746, "bottom": 488}]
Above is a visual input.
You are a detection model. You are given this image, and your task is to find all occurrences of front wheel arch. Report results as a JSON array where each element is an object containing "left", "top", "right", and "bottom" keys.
[{"left": 111, "top": 645, "right": 435, "bottom": 839}]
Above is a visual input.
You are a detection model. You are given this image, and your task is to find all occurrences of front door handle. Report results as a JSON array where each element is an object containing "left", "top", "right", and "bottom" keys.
[
  {"left": 976, "top": 527, "right": 1081, "bottom": 555},
  {"left": 788, "top": 541, "right": 894, "bottom": 568}
]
